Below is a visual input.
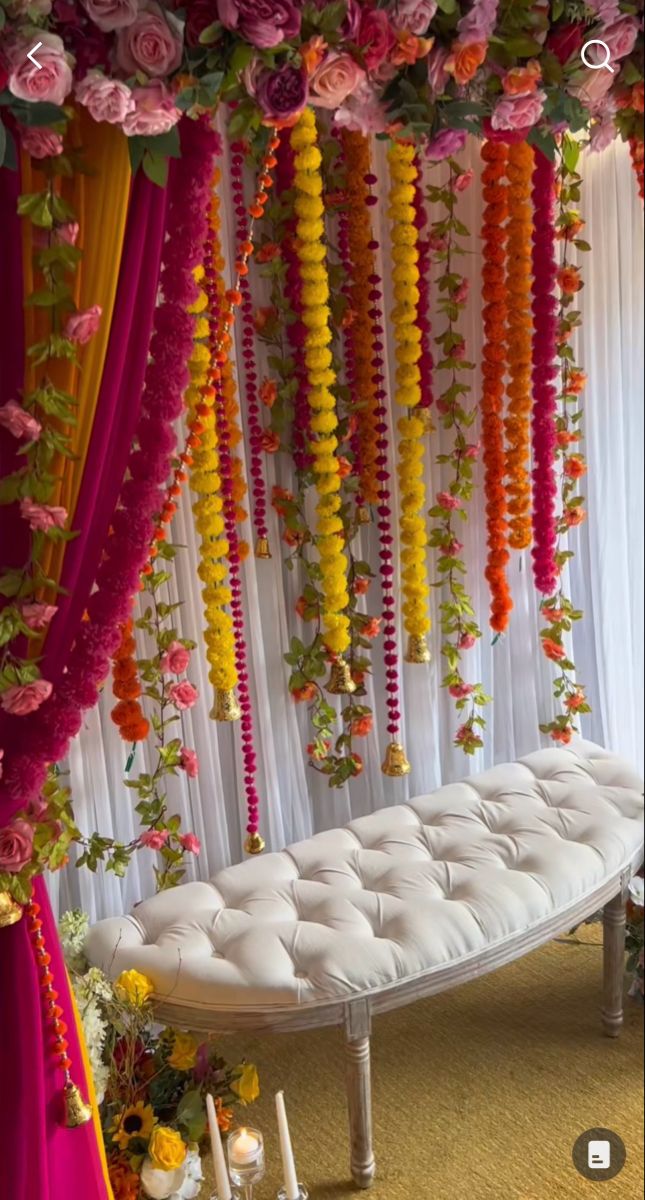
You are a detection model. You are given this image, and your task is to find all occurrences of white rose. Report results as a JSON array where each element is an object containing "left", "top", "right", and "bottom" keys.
[{"left": 141, "top": 1158, "right": 185, "bottom": 1200}]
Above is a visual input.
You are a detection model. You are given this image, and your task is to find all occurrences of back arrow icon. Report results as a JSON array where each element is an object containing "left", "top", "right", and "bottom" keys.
[{"left": 27, "top": 42, "right": 43, "bottom": 70}]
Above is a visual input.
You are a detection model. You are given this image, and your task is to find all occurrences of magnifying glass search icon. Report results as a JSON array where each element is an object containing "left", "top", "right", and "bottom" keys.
[{"left": 581, "top": 39, "right": 614, "bottom": 73}]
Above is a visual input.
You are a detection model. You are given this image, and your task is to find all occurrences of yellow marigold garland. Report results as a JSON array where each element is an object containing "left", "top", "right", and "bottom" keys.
[
  {"left": 387, "top": 141, "right": 430, "bottom": 658},
  {"left": 504, "top": 140, "right": 534, "bottom": 551},
  {"left": 188, "top": 180, "right": 238, "bottom": 699},
  {"left": 291, "top": 108, "right": 350, "bottom": 657}
]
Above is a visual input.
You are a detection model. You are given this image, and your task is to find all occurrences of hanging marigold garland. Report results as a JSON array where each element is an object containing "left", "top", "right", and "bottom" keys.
[
  {"left": 388, "top": 140, "right": 431, "bottom": 665},
  {"left": 480, "top": 141, "right": 512, "bottom": 633},
  {"left": 504, "top": 140, "right": 534, "bottom": 552},
  {"left": 530, "top": 149, "right": 559, "bottom": 597},
  {"left": 291, "top": 108, "right": 351, "bottom": 671},
  {"left": 539, "top": 138, "right": 591, "bottom": 745}
]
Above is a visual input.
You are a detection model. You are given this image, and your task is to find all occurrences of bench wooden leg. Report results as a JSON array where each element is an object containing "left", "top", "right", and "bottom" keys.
[
  {"left": 345, "top": 1034, "right": 376, "bottom": 1188},
  {"left": 602, "top": 890, "right": 626, "bottom": 1037}
]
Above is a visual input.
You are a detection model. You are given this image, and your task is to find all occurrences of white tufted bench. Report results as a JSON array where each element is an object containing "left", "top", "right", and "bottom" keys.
[{"left": 87, "top": 743, "right": 643, "bottom": 1188}]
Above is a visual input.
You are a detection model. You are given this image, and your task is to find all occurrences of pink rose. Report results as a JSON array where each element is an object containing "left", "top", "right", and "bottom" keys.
[
  {"left": 570, "top": 66, "right": 616, "bottom": 112},
  {"left": 168, "top": 681, "right": 198, "bottom": 710},
  {"left": 0, "top": 817, "right": 34, "bottom": 873},
  {"left": 160, "top": 640, "right": 191, "bottom": 674},
  {"left": 390, "top": 0, "right": 437, "bottom": 34},
  {"left": 590, "top": 110, "right": 617, "bottom": 153},
  {"left": 454, "top": 279, "right": 469, "bottom": 303},
  {"left": 0, "top": 399, "right": 41, "bottom": 441},
  {"left": 449, "top": 682, "right": 474, "bottom": 699},
  {"left": 55, "top": 222, "right": 79, "bottom": 246},
  {"left": 1, "top": 678, "right": 53, "bottom": 716},
  {"left": 357, "top": 8, "right": 396, "bottom": 71},
  {"left": 64, "top": 305, "right": 102, "bottom": 345},
  {"left": 8, "top": 32, "right": 73, "bottom": 107},
  {"left": 436, "top": 491, "right": 461, "bottom": 510},
  {"left": 76, "top": 71, "right": 135, "bottom": 125},
  {"left": 601, "top": 17, "right": 639, "bottom": 62},
  {"left": 427, "top": 45, "right": 451, "bottom": 95},
  {"left": 217, "top": 0, "right": 301, "bottom": 50},
  {"left": 19, "top": 127, "right": 64, "bottom": 160},
  {"left": 445, "top": 538, "right": 463, "bottom": 557},
  {"left": 490, "top": 90, "right": 546, "bottom": 132},
  {"left": 335, "top": 80, "right": 389, "bottom": 135},
  {"left": 454, "top": 168, "right": 474, "bottom": 193},
  {"left": 179, "top": 832, "right": 201, "bottom": 855},
  {"left": 463, "top": 442, "right": 480, "bottom": 459},
  {"left": 310, "top": 52, "right": 365, "bottom": 110},
  {"left": 458, "top": 632, "right": 476, "bottom": 650},
  {"left": 115, "top": 2, "right": 183, "bottom": 77},
  {"left": 140, "top": 828, "right": 169, "bottom": 850},
  {"left": 179, "top": 747, "right": 199, "bottom": 778},
  {"left": 19, "top": 498, "right": 67, "bottom": 532},
  {"left": 121, "top": 81, "right": 182, "bottom": 136},
  {"left": 21, "top": 602, "right": 58, "bottom": 631},
  {"left": 425, "top": 127, "right": 467, "bottom": 161},
  {"left": 81, "top": 0, "right": 139, "bottom": 30}
]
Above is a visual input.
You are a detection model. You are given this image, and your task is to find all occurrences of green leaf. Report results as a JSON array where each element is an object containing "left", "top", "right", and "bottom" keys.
[
  {"left": 562, "top": 133, "right": 580, "bottom": 175},
  {"left": 142, "top": 151, "right": 170, "bottom": 189},
  {"left": 9, "top": 99, "right": 66, "bottom": 128}
]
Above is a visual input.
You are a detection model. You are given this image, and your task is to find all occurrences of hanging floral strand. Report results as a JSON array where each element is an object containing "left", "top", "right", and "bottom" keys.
[
  {"left": 388, "top": 140, "right": 431, "bottom": 666},
  {"left": 290, "top": 108, "right": 352, "bottom": 689},
  {"left": 539, "top": 137, "right": 591, "bottom": 744},
  {"left": 480, "top": 141, "right": 512, "bottom": 633},
  {"left": 504, "top": 140, "right": 534, "bottom": 552},
  {"left": 427, "top": 159, "right": 489, "bottom": 755},
  {"left": 413, "top": 155, "right": 434, "bottom": 413},
  {"left": 530, "top": 149, "right": 559, "bottom": 597}
]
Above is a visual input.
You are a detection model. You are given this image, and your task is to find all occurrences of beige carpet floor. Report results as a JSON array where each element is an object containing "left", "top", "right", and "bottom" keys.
[{"left": 203, "top": 930, "right": 643, "bottom": 1200}]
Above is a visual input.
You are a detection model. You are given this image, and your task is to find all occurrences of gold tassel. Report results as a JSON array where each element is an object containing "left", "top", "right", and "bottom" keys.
[
  {"left": 211, "top": 688, "right": 242, "bottom": 722},
  {"left": 244, "top": 832, "right": 265, "bottom": 855},
  {"left": 324, "top": 658, "right": 357, "bottom": 695},
  {"left": 381, "top": 741, "right": 411, "bottom": 777},
  {"left": 63, "top": 1081, "right": 92, "bottom": 1128},
  {"left": 356, "top": 505, "right": 371, "bottom": 525},
  {"left": 0, "top": 891, "right": 22, "bottom": 929},
  {"left": 255, "top": 536, "right": 271, "bottom": 559},
  {"left": 405, "top": 633, "right": 431, "bottom": 664}
]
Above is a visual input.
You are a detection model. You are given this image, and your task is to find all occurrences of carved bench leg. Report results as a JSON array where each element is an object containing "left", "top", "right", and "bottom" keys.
[
  {"left": 602, "top": 890, "right": 626, "bottom": 1038},
  {"left": 345, "top": 1034, "right": 376, "bottom": 1188}
]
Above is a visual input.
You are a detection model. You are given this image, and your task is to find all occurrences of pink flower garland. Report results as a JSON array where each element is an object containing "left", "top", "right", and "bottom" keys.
[
  {"left": 530, "top": 149, "right": 559, "bottom": 596},
  {"left": 337, "top": 201, "right": 364, "bottom": 504},
  {"left": 413, "top": 162, "right": 434, "bottom": 410},
  {"left": 1, "top": 119, "right": 219, "bottom": 806},
  {"left": 230, "top": 142, "right": 269, "bottom": 548}
]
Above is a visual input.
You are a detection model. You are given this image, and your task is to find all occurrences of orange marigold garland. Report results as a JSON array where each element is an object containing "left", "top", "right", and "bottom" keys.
[
  {"left": 504, "top": 140, "right": 534, "bottom": 552},
  {"left": 110, "top": 617, "right": 149, "bottom": 743},
  {"left": 480, "top": 140, "right": 512, "bottom": 634},
  {"left": 539, "top": 138, "right": 591, "bottom": 745}
]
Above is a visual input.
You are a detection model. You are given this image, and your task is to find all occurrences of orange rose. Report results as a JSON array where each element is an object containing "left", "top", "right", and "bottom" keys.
[
  {"left": 556, "top": 430, "right": 578, "bottom": 447},
  {"left": 337, "top": 455, "right": 352, "bottom": 478},
  {"left": 632, "top": 81, "right": 644, "bottom": 113},
  {"left": 557, "top": 266, "right": 582, "bottom": 295},
  {"left": 261, "top": 429, "right": 280, "bottom": 454},
  {"left": 350, "top": 715, "right": 373, "bottom": 737},
  {"left": 301, "top": 35, "right": 327, "bottom": 75},
  {"left": 254, "top": 306, "right": 277, "bottom": 333},
  {"left": 447, "top": 40, "right": 487, "bottom": 85},
  {"left": 551, "top": 726, "right": 573, "bottom": 745},
  {"left": 292, "top": 682, "right": 317, "bottom": 702},
  {"left": 542, "top": 637, "right": 566, "bottom": 662},
  {"left": 566, "top": 369, "right": 587, "bottom": 395},
  {"left": 564, "top": 689, "right": 586, "bottom": 711},
  {"left": 563, "top": 455, "right": 587, "bottom": 479},
  {"left": 564, "top": 507, "right": 586, "bottom": 527},
  {"left": 392, "top": 32, "right": 434, "bottom": 67},
  {"left": 362, "top": 616, "right": 381, "bottom": 639},
  {"left": 353, "top": 577, "right": 370, "bottom": 596},
  {"left": 502, "top": 60, "right": 541, "bottom": 95},
  {"left": 256, "top": 242, "right": 281, "bottom": 264},
  {"left": 260, "top": 378, "right": 278, "bottom": 407}
]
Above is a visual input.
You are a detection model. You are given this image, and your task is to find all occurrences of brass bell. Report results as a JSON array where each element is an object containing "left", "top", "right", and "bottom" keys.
[
  {"left": 63, "top": 1081, "right": 93, "bottom": 1128},
  {"left": 356, "top": 505, "right": 371, "bottom": 526},
  {"left": 324, "top": 658, "right": 357, "bottom": 695},
  {"left": 244, "top": 832, "right": 265, "bottom": 855},
  {"left": 255, "top": 536, "right": 272, "bottom": 560},
  {"left": 210, "top": 688, "right": 242, "bottom": 722},
  {"left": 404, "top": 633, "right": 431, "bottom": 664},
  {"left": 381, "top": 740, "right": 411, "bottom": 777},
  {"left": 0, "top": 891, "right": 22, "bottom": 929}
]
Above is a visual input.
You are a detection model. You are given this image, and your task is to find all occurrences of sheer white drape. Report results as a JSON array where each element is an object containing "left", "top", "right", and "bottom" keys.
[{"left": 49, "top": 138, "right": 644, "bottom": 922}]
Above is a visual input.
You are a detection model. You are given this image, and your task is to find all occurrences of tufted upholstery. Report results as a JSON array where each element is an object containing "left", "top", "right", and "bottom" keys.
[{"left": 86, "top": 743, "right": 643, "bottom": 1013}]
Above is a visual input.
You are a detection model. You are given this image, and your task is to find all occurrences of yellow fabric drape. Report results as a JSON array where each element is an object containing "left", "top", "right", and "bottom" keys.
[
  {"left": 21, "top": 107, "right": 131, "bottom": 588},
  {"left": 68, "top": 978, "right": 115, "bottom": 1199}
]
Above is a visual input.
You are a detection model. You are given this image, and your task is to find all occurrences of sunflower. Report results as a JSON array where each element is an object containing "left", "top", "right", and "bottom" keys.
[{"left": 110, "top": 1100, "right": 156, "bottom": 1151}]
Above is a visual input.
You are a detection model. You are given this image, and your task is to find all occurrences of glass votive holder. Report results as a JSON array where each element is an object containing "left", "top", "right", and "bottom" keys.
[
  {"left": 277, "top": 1187, "right": 309, "bottom": 1200},
  {"left": 227, "top": 1127, "right": 265, "bottom": 1194}
]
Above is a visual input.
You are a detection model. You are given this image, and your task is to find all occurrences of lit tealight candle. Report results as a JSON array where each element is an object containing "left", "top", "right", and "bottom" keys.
[
  {"left": 229, "top": 1127, "right": 261, "bottom": 1167},
  {"left": 275, "top": 1091, "right": 300, "bottom": 1200},
  {"left": 206, "top": 1094, "right": 232, "bottom": 1200}
]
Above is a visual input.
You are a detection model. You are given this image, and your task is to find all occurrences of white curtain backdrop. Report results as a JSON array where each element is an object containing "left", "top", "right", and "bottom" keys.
[{"left": 48, "top": 137, "right": 644, "bottom": 922}]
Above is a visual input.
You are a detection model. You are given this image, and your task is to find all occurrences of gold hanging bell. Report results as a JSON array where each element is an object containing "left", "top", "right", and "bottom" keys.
[
  {"left": 255, "top": 536, "right": 272, "bottom": 560},
  {"left": 381, "top": 741, "right": 411, "bottom": 777},
  {"left": 244, "top": 832, "right": 265, "bottom": 855},
  {"left": 356, "top": 505, "right": 371, "bottom": 526},
  {"left": 211, "top": 688, "right": 242, "bottom": 722},
  {"left": 405, "top": 633, "right": 431, "bottom": 664},
  {"left": 0, "top": 891, "right": 22, "bottom": 929},
  {"left": 63, "top": 1081, "right": 93, "bottom": 1128},
  {"left": 325, "top": 658, "right": 357, "bottom": 695}
]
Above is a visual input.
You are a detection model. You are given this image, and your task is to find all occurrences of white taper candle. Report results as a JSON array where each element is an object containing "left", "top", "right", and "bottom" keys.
[
  {"left": 206, "top": 1093, "right": 232, "bottom": 1200},
  {"left": 275, "top": 1090, "right": 300, "bottom": 1200}
]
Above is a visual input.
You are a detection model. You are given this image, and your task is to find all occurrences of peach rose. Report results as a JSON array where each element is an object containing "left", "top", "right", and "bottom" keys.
[
  {"left": 19, "top": 498, "right": 67, "bottom": 532},
  {"left": 310, "top": 52, "right": 365, "bottom": 110},
  {"left": 121, "top": 81, "right": 181, "bottom": 137},
  {"left": 115, "top": 2, "right": 183, "bottom": 77},
  {"left": 447, "top": 40, "right": 487, "bottom": 86},
  {"left": 1, "top": 678, "right": 53, "bottom": 716},
  {"left": 81, "top": 0, "right": 139, "bottom": 30},
  {"left": 0, "top": 817, "right": 34, "bottom": 873},
  {"left": 8, "top": 32, "right": 72, "bottom": 107},
  {"left": 76, "top": 71, "right": 135, "bottom": 125},
  {"left": 64, "top": 305, "right": 102, "bottom": 345},
  {"left": 19, "top": 127, "right": 64, "bottom": 159},
  {"left": 0, "top": 400, "right": 41, "bottom": 441}
]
